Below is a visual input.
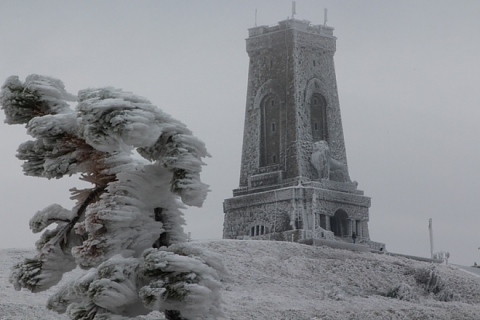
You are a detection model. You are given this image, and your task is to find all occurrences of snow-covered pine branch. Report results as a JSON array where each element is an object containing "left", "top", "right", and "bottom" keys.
[
  {"left": 1, "top": 75, "right": 222, "bottom": 320},
  {"left": 0, "top": 74, "right": 74, "bottom": 125}
]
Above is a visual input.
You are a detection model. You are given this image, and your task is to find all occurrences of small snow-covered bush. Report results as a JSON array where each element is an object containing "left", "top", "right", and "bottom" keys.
[
  {"left": 386, "top": 282, "right": 417, "bottom": 301},
  {"left": 414, "top": 266, "right": 444, "bottom": 294},
  {"left": 1, "top": 75, "right": 223, "bottom": 320},
  {"left": 413, "top": 265, "right": 454, "bottom": 302}
]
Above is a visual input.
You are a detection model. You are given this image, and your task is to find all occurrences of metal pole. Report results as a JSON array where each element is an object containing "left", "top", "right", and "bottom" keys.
[{"left": 429, "top": 218, "right": 434, "bottom": 259}]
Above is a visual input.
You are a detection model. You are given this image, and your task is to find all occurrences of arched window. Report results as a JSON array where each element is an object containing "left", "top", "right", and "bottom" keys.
[
  {"left": 310, "top": 94, "right": 327, "bottom": 141},
  {"left": 260, "top": 95, "right": 281, "bottom": 167}
]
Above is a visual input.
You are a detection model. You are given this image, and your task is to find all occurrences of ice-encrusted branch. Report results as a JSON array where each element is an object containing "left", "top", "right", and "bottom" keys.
[
  {"left": 10, "top": 185, "right": 108, "bottom": 292},
  {"left": 140, "top": 244, "right": 225, "bottom": 319},
  {"left": 48, "top": 244, "right": 225, "bottom": 320},
  {"left": 0, "top": 74, "right": 74, "bottom": 125}
]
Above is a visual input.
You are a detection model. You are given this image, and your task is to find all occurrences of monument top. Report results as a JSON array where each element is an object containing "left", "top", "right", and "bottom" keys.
[{"left": 248, "top": 19, "right": 335, "bottom": 38}]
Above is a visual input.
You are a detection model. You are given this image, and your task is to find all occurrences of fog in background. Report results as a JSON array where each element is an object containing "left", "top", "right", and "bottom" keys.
[{"left": 1, "top": 1, "right": 479, "bottom": 266}]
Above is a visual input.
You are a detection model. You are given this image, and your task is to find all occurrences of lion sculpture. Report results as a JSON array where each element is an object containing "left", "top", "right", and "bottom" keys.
[{"left": 310, "top": 140, "right": 351, "bottom": 183}]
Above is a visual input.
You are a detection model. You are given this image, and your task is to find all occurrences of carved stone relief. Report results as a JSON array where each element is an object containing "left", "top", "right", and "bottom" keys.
[{"left": 310, "top": 140, "right": 351, "bottom": 183}]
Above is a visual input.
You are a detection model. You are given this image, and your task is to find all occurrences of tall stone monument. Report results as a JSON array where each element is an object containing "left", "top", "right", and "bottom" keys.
[{"left": 223, "top": 18, "right": 382, "bottom": 250}]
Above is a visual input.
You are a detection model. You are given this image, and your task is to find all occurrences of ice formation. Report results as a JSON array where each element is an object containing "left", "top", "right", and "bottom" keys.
[{"left": 0, "top": 74, "right": 222, "bottom": 320}]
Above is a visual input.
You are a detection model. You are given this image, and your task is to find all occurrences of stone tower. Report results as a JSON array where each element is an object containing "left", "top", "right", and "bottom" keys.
[{"left": 223, "top": 18, "right": 381, "bottom": 249}]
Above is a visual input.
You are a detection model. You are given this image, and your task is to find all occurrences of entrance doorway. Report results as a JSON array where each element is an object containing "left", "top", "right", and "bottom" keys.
[{"left": 330, "top": 209, "right": 349, "bottom": 237}]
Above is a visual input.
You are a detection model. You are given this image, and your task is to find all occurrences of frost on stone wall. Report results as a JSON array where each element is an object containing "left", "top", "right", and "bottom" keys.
[{"left": 1, "top": 74, "right": 222, "bottom": 320}]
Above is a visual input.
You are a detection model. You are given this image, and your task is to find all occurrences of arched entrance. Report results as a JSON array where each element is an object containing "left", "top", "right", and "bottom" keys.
[{"left": 330, "top": 209, "right": 349, "bottom": 237}]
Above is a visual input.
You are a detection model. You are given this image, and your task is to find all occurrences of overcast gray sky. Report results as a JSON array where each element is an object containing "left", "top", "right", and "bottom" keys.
[{"left": 1, "top": 0, "right": 479, "bottom": 266}]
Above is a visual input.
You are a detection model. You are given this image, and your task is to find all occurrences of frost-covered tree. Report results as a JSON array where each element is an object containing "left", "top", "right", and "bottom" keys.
[{"left": 1, "top": 74, "right": 224, "bottom": 320}]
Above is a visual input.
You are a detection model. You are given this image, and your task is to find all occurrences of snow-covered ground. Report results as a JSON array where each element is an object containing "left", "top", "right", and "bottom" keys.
[
  {"left": 2, "top": 240, "right": 480, "bottom": 320},
  {"left": 0, "top": 249, "right": 65, "bottom": 320}
]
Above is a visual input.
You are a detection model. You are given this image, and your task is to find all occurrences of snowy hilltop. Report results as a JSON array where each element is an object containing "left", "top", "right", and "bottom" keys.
[
  {"left": 2, "top": 75, "right": 480, "bottom": 319},
  {"left": 2, "top": 240, "right": 480, "bottom": 320}
]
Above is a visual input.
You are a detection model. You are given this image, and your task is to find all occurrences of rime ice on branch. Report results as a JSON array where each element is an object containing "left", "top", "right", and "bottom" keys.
[{"left": 1, "top": 75, "right": 223, "bottom": 320}]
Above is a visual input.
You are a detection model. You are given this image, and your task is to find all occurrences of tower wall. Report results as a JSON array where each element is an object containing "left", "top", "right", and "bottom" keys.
[
  {"left": 239, "top": 20, "right": 349, "bottom": 189},
  {"left": 291, "top": 27, "right": 348, "bottom": 180},
  {"left": 224, "top": 19, "right": 374, "bottom": 246},
  {"left": 239, "top": 24, "right": 297, "bottom": 187}
]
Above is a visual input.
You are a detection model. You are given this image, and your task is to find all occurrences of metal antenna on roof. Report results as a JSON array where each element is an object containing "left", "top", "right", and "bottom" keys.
[{"left": 324, "top": 8, "right": 328, "bottom": 26}]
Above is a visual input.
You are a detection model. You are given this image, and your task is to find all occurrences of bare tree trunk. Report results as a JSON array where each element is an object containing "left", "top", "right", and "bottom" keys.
[{"left": 164, "top": 310, "right": 188, "bottom": 320}]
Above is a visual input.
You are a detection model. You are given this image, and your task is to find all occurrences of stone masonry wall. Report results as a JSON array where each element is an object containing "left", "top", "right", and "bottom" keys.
[
  {"left": 292, "top": 29, "right": 349, "bottom": 180},
  {"left": 239, "top": 19, "right": 350, "bottom": 188},
  {"left": 239, "top": 28, "right": 295, "bottom": 187},
  {"left": 225, "top": 20, "right": 372, "bottom": 244},
  {"left": 223, "top": 185, "right": 371, "bottom": 240},
  {"left": 223, "top": 199, "right": 293, "bottom": 239}
]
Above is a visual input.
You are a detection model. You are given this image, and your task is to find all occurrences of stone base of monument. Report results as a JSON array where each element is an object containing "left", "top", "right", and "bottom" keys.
[
  {"left": 237, "top": 228, "right": 386, "bottom": 253},
  {"left": 312, "top": 238, "right": 371, "bottom": 252}
]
